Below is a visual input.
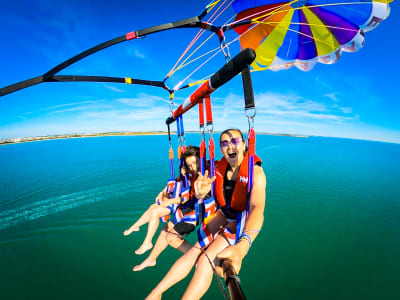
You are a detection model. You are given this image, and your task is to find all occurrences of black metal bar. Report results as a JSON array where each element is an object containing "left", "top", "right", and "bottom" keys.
[
  {"left": 222, "top": 259, "right": 247, "bottom": 300},
  {"left": 50, "top": 75, "right": 166, "bottom": 88},
  {"left": 0, "top": 76, "right": 44, "bottom": 97},
  {"left": 0, "top": 6, "right": 212, "bottom": 98},
  {"left": 43, "top": 36, "right": 127, "bottom": 79},
  {"left": 210, "top": 48, "right": 256, "bottom": 90},
  {"left": 165, "top": 48, "right": 256, "bottom": 126}
]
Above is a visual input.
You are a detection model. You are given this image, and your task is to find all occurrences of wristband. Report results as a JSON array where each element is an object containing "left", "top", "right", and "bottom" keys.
[
  {"left": 238, "top": 234, "right": 252, "bottom": 256},
  {"left": 239, "top": 233, "right": 252, "bottom": 246}
]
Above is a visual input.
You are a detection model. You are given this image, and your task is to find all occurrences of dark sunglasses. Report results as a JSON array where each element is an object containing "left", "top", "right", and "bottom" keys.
[{"left": 220, "top": 137, "right": 242, "bottom": 148}]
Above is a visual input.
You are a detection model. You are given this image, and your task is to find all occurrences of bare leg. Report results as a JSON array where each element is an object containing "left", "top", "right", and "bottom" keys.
[
  {"left": 135, "top": 205, "right": 171, "bottom": 255},
  {"left": 145, "top": 211, "right": 228, "bottom": 300},
  {"left": 134, "top": 223, "right": 172, "bottom": 271},
  {"left": 123, "top": 203, "right": 159, "bottom": 236},
  {"left": 134, "top": 221, "right": 194, "bottom": 271},
  {"left": 181, "top": 225, "right": 234, "bottom": 300},
  {"left": 166, "top": 228, "right": 191, "bottom": 253},
  {"left": 145, "top": 245, "right": 202, "bottom": 300}
]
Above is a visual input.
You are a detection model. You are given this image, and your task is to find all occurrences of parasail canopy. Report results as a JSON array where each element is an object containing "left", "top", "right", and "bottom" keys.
[{"left": 232, "top": 0, "right": 392, "bottom": 71}]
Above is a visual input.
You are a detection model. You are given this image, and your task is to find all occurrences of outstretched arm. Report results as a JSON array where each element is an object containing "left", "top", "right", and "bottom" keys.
[{"left": 216, "top": 165, "right": 266, "bottom": 274}]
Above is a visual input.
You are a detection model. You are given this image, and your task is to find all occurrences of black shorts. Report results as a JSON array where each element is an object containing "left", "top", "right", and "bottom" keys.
[{"left": 174, "top": 222, "right": 195, "bottom": 236}]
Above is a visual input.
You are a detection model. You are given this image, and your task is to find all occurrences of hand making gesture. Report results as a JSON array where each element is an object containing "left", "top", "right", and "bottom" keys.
[{"left": 194, "top": 170, "right": 216, "bottom": 199}]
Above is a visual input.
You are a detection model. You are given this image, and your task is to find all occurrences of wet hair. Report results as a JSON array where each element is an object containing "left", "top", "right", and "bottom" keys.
[
  {"left": 219, "top": 128, "right": 245, "bottom": 142},
  {"left": 182, "top": 145, "right": 200, "bottom": 160}
]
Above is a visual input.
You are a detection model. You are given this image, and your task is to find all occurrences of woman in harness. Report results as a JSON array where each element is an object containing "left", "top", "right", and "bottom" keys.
[
  {"left": 124, "top": 146, "right": 202, "bottom": 269},
  {"left": 145, "top": 128, "right": 267, "bottom": 300}
]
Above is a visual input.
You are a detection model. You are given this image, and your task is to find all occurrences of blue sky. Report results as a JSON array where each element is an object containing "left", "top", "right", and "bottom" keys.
[{"left": 0, "top": 0, "right": 399, "bottom": 143}]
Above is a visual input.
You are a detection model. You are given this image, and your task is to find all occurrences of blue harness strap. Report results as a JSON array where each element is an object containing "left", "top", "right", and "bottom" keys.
[
  {"left": 203, "top": 137, "right": 216, "bottom": 222},
  {"left": 196, "top": 95, "right": 219, "bottom": 249},
  {"left": 235, "top": 128, "right": 256, "bottom": 243}
]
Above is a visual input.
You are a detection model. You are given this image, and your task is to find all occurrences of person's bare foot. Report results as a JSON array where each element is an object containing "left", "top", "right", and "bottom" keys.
[
  {"left": 135, "top": 241, "right": 153, "bottom": 255},
  {"left": 133, "top": 259, "right": 156, "bottom": 271},
  {"left": 123, "top": 225, "right": 139, "bottom": 236}
]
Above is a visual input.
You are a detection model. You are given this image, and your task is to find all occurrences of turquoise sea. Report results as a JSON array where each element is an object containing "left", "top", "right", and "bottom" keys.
[{"left": 1, "top": 134, "right": 399, "bottom": 300}]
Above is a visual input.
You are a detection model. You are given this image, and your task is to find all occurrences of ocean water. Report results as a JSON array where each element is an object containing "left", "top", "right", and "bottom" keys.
[{"left": 0, "top": 134, "right": 399, "bottom": 300}]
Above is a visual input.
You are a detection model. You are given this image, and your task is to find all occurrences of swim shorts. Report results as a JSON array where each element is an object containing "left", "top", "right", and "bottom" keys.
[{"left": 174, "top": 221, "right": 196, "bottom": 236}]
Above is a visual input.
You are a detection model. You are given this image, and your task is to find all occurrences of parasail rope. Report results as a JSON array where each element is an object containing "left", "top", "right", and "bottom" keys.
[{"left": 165, "top": 0, "right": 231, "bottom": 79}]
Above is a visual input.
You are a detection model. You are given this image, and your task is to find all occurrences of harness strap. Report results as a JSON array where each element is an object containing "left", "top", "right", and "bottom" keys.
[
  {"left": 169, "top": 147, "right": 175, "bottom": 179},
  {"left": 205, "top": 94, "right": 213, "bottom": 125},
  {"left": 234, "top": 129, "right": 256, "bottom": 244},
  {"left": 199, "top": 99, "right": 205, "bottom": 129}
]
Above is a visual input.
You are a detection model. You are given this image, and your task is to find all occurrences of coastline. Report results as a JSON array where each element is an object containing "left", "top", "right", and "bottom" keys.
[
  {"left": 0, "top": 131, "right": 167, "bottom": 146},
  {"left": 0, "top": 131, "right": 308, "bottom": 146}
]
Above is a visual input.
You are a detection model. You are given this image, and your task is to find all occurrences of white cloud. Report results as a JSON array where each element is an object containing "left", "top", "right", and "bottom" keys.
[
  {"left": 43, "top": 100, "right": 105, "bottom": 111},
  {"left": 126, "top": 47, "right": 146, "bottom": 59},
  {"left": 324, "top": 93, "right": 340, "bottom": 102},
  {"left": 340, "top": 107, "right": 353, "bottom": 114},
  {"left": 252, "top": 92, "right": 355, "bottom": 120},
  {"left": 104, "top": 85, "right": 124, "bottom": 93},
  {"left": 116, "top": 93, "right": 168, "bottom": 107}
]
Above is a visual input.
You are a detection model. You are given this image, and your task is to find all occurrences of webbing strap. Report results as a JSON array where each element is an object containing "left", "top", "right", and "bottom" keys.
[
  {"left": 208, "top": 137, "right": 215, "bottom": 199},
  {"left": 177, "top": 115, "right": 184, "bottom": 137},
  {"left": 200, "top": 139, "right": 207, "bottom": 175},
  {"left": 235, "top": 128, "right": 256, "bottom": 244},
  {"left": 241, "top": 66, "right": 255, "bottom": 110},
  {"left": 167, "top": 124, "right": 171, "bottom": 142},
  {"left": 205, "top": 94, "right": 213, "bottom": 125},
  {"left": 169, "top": 147, "right": 175, "bottom": 179},
  {"left": 199, "top": 99, "right": 205, "bottom": 129}
]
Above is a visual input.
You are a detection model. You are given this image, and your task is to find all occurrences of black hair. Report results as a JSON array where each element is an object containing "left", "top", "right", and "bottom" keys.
[
  {"left": 182, "top": 145, "right": 200, "bottom": 160},
  {"left": 219, "top": 128, "right": 245, "bottom": 142}
]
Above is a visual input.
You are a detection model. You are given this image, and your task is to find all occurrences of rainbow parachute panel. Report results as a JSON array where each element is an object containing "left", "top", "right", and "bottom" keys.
[{"left": 232, "top": 0, "right": 392, "bottom": 71}]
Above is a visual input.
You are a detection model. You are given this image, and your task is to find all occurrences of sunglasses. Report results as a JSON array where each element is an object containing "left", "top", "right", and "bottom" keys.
[{"left": 220, "top": 137, "right": 242, "bottom": 148}]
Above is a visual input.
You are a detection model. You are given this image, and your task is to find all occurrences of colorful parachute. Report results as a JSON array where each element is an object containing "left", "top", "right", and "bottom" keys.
[{"left": 232, "top": 0, "right": 392, "bottom": 71}]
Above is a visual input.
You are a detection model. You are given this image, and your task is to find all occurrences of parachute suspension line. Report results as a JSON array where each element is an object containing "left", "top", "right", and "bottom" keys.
[
  {"left": 173, "top": 47, "right": 221, "bottom": 91},
  {"left": 174, "top": 0, "right": 235, "bottom": 73},
  {"left": 250, "top": 0, "right": 297, "bottom": 23},
  {"left": 205, "top": 0, "right": 223, "bottom": 13},
  {"left": 165, "top": 0, "right": 232, "bottom": 80},
  {"left": 275, "top": 1, "right": 379, "bottom": 18},
  {"left": 174, "top": 33, "right": 217, "bottom": 73},
  {"left": 165, "top": 0, "right": 225, "bottom": 79},
  {"left": 222, "top": 0, "right": 294, "bottom": 34}
]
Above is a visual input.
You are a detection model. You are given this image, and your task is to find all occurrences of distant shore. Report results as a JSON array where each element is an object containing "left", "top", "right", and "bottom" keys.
[
  {"left": 0, "top": 132, "right": 167, "bottom": 145},
  {"left": 0, "top": 131, "right": 307, "bottom": 146}
]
